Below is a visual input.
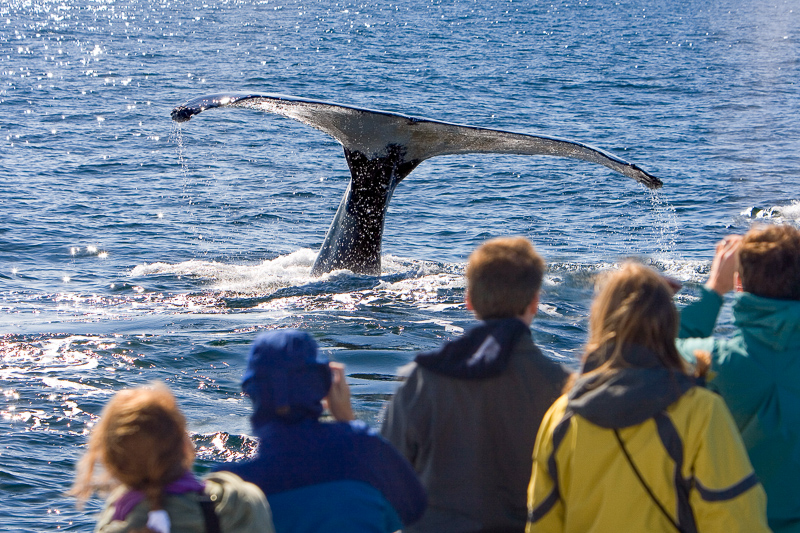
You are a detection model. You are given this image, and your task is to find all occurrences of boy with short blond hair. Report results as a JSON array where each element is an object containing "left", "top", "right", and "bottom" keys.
[
  {"left": 466, "top": 236, "right": 546, "bottom": 318},
  {"left": 678, "top": 224, "right": 800, "bottom": 533},
  {"left": 382, "top": 236, "right": 568, "bottom": 533}
]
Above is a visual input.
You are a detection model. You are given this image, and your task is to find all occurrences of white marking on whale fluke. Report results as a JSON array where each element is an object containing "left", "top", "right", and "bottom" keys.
[
  {"left": 171, "top": 93, "right": 663, "bottom": 275},
  {"left": 172, "top": 92, "right": 661, "bottom": 189}
]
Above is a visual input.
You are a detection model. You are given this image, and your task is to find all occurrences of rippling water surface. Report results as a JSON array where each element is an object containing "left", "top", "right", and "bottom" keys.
[{"left": 1, "top": 0, "right": 799, "bottom": 530}]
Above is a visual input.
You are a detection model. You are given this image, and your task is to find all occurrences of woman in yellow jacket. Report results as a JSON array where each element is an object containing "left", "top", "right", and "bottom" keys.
[{"left": 527, "top": 262, "right": 770, "bottom": 533}]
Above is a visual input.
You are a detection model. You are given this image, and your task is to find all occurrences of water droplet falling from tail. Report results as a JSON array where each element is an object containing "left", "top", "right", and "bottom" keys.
[{"left": 648, "top": 187, "right": 679, "bottom": 259}]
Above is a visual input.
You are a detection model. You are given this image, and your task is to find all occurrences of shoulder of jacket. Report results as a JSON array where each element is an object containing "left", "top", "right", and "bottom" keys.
[
  {"left": 203, "top": 472, "right": 269, "bottom": 510},
  {"left": 203, "top": 471, "right": 266, "bottom": 505},
  {"left": 204, "top": 470, "right": 243, "bottom": 488},
  {"left": 545, "top": 394, "right": 571, "bottom": 423},
  {"left": 203, "top": 472, "right": 275, "bottom": 533},
  {"left": 511, "top": 337, "right": 570, "bottom": 378},
  {"left": 667, "top": 386, "right": 726, "bottom": 424},
  {"left": 678, "top": 385, "right": 719, "bottom": 404}
]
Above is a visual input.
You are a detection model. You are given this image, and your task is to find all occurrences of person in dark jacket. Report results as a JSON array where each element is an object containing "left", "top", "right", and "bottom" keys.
[
  {"left": 218, "top": 329, "right": 426, "bottom": 533},
  {"left": 381, "top": 236, "right": 569, "bottom": 533}
]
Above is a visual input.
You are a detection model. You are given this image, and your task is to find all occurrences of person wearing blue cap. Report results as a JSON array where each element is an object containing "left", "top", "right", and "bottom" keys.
[{"left": 217, "top": 329, "right": 427, "bottom": 533}]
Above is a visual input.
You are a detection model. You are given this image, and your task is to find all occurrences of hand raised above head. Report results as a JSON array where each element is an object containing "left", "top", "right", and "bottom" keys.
[{"left": 706, "top": 235, "right": 743, "bottom": 296}]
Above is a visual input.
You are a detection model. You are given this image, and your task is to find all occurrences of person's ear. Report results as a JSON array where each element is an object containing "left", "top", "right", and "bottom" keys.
[
  {"left": 734, "top": 271, "right": 743, "bottom": 292},
  {"left": 519, "top": 292, "right": 540, "bottom": 326},
  {"left": 528, "top": 293, "right": 540, "bottom": 315},
  {"left": 465, "top": 291, "right": 473, "bottom": 311}
]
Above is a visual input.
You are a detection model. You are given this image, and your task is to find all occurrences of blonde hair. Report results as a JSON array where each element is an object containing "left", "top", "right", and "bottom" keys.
[
  {"left": 466, "top": 236, "right": 545, "bottom": 319},
  {"left": 582, "top": 262, "right": 689, "bottom": 377},
  {"left": 71, "top": 383, "right": 194, "bottom": 513},
  {"left": 740, "top": 224, "right": 800, "bottom": 300}
]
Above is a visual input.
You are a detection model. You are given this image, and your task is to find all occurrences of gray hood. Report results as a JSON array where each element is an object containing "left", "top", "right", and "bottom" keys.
[{"left": 568, "top": 345, "right": 697, "bottom": 429}]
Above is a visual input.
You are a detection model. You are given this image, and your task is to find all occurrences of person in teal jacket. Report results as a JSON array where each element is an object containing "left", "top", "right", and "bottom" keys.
[{"left": 677, "top": 224, "right": 800, "bottom": 533}]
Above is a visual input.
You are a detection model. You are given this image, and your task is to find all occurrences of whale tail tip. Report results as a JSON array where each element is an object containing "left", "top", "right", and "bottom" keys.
[
  {"left": 632, "top": 165, "right": 663, "bottom": 189},
  {"left": 171, "top": 106, "right": 195, "bottom": 123}
]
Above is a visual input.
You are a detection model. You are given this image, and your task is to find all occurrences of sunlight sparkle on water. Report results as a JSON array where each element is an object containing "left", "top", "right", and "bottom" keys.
[{"left": 212, "top": 432, "right": 227, "bottom": 451}]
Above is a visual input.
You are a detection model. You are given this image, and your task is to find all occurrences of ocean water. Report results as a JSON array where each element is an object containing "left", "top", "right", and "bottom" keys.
[{"left": 1, "top": 0, "right": 799, "bottom": 530}]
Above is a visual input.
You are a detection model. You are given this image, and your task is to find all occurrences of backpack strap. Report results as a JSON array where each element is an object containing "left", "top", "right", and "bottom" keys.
[
  {"left": 198, "top": 496, "right": 221, "bottom": 533},
  {"left": 614, "top": 428, "right": 692, "bottom": 533}
]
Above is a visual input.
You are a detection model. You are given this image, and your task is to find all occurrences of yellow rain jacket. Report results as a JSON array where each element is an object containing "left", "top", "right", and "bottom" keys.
[{"left": 527, "top": 346, "right": 770, "bottom": 533}]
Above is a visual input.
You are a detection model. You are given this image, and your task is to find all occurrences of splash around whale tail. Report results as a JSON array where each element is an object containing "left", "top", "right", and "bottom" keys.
[{"left": 172, "top": 92, "right": 663, "bottom": 275}]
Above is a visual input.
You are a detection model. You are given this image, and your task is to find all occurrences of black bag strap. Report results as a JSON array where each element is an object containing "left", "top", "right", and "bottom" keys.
[
  {"left": 198, "top": 496, "right": 221, "bottom": 533},
  {"left": 613, "top": 429, "right": 685, "bottom": 533}
]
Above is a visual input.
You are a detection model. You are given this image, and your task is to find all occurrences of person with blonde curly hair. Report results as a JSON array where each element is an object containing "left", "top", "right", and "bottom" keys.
[
  {"left": 71, "top": 383, "right": 273, "bottom": 533},
  {"left": 528, "top": 262, "right": 769, "bottom": 533}
]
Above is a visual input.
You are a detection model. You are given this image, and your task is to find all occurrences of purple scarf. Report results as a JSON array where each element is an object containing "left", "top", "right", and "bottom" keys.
[{"left": 112, "top": 471, "right": 206, "bottom": 521}]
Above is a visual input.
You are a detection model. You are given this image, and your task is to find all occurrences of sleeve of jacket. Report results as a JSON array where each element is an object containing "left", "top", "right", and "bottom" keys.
[
  {"left": 676, "top": 285, "right": 724, "bottom": 366},
  {"left": 526, "top": 395, "right": 569, "bottom": 533},
  {"left": 381, "top": 364, "right": 428, "bottom": 467},
  {"left": 678, "top": 285, "right": 724, "bottom": 339},
  {"left": 355, "top": 424, "right": 428, "bottom": 527},
  {"left": 685, "top": 393, "right": 770, "bottom": 533}
]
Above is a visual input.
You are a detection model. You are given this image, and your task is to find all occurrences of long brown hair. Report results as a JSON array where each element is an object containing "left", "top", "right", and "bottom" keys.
[
  {"left": 71, "top": 383, "right": 195, "bottom": 514},
  {"left": 582, "top": 262, "right": 689, "bottom": 378}
]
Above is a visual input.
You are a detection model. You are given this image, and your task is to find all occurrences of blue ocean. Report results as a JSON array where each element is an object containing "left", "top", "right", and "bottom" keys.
[{"left": 1, "top": 0, "right": 798, "bottom": 530}]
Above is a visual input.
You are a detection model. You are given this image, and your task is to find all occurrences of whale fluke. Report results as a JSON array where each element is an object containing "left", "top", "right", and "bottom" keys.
[{"left": 172, "top": 93, "right": 663, "bottom": 276}]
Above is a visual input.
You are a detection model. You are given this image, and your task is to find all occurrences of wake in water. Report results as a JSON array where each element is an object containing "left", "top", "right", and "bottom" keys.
[
  {"left": 126, "top": 250, "right": 716, "bottom": 318},
  {"left": 740, "top": 200, "right": 800, "bottom": 222}
]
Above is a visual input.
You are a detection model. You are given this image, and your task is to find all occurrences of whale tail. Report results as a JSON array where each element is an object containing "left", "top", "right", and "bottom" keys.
[{"left": 172, "top": 93, "right": 663, "bottom": 275}]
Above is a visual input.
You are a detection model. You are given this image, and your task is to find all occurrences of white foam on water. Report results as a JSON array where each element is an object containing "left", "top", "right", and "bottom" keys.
[
  {"left": 257, "top": 270, "right": 464, "bottom": 312},
  {"left": 653, "top": 259, "right": 710, "bottom": 285},
  {"left": 740, "top": 200, "right": 800, "bottom": 223},
  {"left": 0, "top": 336, "right": 114, "bottom": 432},
  {"left": 778, "top": 200, "right": 800, "bottom": 221},
  {"left": 131, "top": 251, "right": 462, "bottom": 306},
  {"left": 412, "top": 319, "right": 464, "bottom": 335},
  {"left": 538, "top": 303, "right": 562, "bottom": 317},
  {"left": 131, "top": 248, "right": 319, "bottom": 294},
  {"left": 41, "top": 377, "right": 98, "bottom": 391},
  {"left": 541, "top": 347, "right": 580, "bottom": 365},
  {"left": 376, "top": 270, "right": 464, "bottom": 307},
  {"left": 0, "top": 336, "right": 117, "bottom": 386},
  {"left": 546, "top": 259, "right": 713, "bottom": 290}
]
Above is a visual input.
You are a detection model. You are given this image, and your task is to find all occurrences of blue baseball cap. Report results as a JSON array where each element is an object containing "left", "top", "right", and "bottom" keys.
[{"left": 242, "top": 330, "right": 332, "bottom": 426}]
